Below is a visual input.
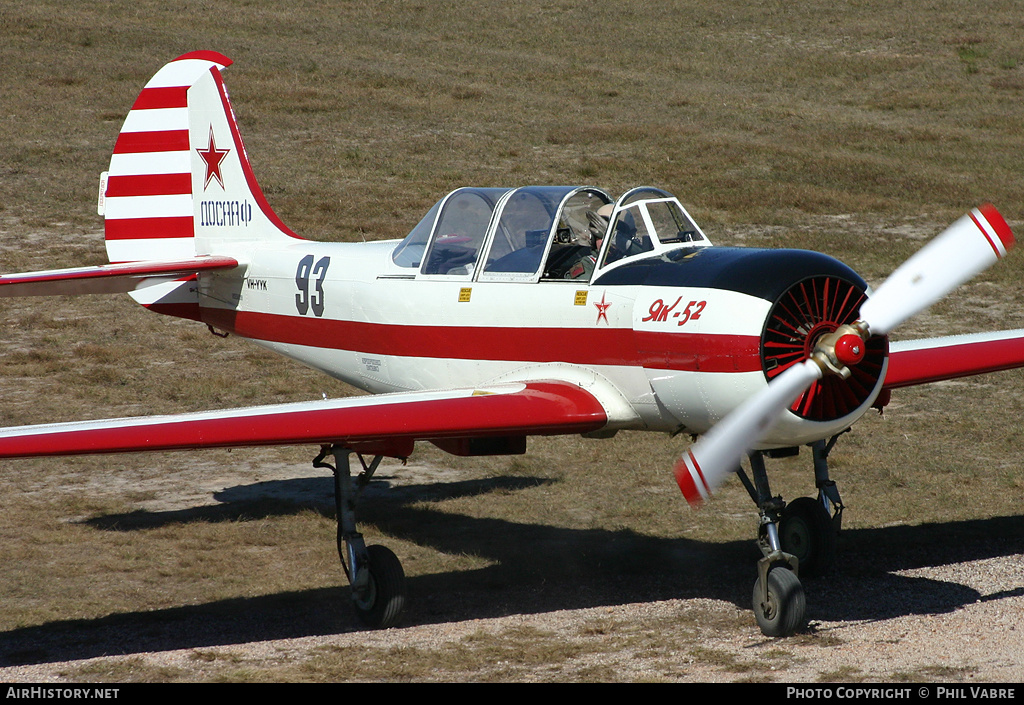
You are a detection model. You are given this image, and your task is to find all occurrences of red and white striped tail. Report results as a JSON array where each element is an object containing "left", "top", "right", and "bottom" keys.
[{"left": 101, "top": 51, "right": 300, "bottom": 318}]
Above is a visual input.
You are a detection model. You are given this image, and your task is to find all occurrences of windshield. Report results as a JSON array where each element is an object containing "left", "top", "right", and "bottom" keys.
[
  {"left": 597, "top": 187, "right": 707, "bottom": 269},
  {"left": 420, "top": 187, "right": 512, "bottom": 276},
  {"left": 392, "top": 200, "right": 441, "bottom": 268},
  {"left": 480, "top": 187, "right": 611, "bottom": 282}
]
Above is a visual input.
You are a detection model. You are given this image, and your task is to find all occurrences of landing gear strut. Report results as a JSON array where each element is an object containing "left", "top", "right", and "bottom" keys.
[
  {"left": 738, "top": 451, "right": 806, "bottom": 637},
  {"left": 314, "top": 445, "right": 407, "bottom": 629},
  {"left": 737, "top": 437, "right": 846, "bottom": 636}
]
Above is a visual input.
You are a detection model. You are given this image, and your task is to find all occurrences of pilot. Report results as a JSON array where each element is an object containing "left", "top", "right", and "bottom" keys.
[
  {"left": 560, "top": 204, "right": 615, "bottom": 280},
  {"left": 544, "top": 208, "right": 607, "bottom": 280},
  {"left": 587, "top": 203, "right": 613, "bottom": 253},
  {"left": 550, "top": 203, "right": 609, "bottom": 279}
]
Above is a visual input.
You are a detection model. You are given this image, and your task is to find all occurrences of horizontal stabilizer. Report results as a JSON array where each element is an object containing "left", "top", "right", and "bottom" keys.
[
  {"left": 0, "top": 256, "right": 238, "bottom": 297},
  {"left": 0, "top": 381, "right": 608, "bottom": 460}
]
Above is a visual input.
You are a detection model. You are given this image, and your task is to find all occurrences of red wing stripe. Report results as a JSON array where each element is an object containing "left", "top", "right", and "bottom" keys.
[
  {"left": 0, "top": 382, "right": 608, "bottom": 459},
  {"left": 131, "top": 86, "right": 189, "bottom": 110},
  {"left": 104, "top": 216, "right": 194, "bottom": 240},
  {"left": 113, "top": 130, "right": 190, "bottom": 154},
  {"left": 885, "top": 334, "right": 1024, "bottom": 389},
  {"left": 105, "top": 173, "right": 192, "bottom": 198}
]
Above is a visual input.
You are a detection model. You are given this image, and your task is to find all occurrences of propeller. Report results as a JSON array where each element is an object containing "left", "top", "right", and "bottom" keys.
[{"left": 676, "top": 204, "right": 1014, "bottom": 506}]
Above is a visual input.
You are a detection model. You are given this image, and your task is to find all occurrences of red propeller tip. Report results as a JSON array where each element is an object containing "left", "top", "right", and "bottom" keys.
[
  {"left": 976, "top": 204, "right": 1014, "bottom": 254},
  {"left": 674, "top": 453, "right": 708, "bottom": 507}
]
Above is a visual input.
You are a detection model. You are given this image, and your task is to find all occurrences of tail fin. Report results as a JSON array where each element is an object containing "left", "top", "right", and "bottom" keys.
[{"left": 101, "top": 51, "right": 299, "bottom": 317}]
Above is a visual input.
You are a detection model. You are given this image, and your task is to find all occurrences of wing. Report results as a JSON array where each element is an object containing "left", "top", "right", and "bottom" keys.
[
  {"left": 0, "top": 256, "right": 238, "bottom": 297},
  {"left": 0, "top": 381, "right": 608, "bottom": 460},
  {"left": 884, "top": 329, "right": 1024, "bottom": 389}
]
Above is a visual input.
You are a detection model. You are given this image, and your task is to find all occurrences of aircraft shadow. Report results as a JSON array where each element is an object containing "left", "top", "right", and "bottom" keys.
[
  {"left": 3, "top": 474, "right": 1024, "bottom": 666},
  {"left": 81, "top": 475, "right": 547, "bottom": 530}
]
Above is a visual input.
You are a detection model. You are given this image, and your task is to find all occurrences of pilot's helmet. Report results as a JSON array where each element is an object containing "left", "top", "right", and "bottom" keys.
[{"left": 588, "top": 203, "right": 614, "bottom": 242}]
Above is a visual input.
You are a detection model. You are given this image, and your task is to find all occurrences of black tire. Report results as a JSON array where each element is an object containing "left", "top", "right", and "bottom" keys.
[
  {"left": 753, "top": 567, "right": 806, "bottom": 637},
  {"left": 779, "top": 496, "right": 836, "bottom": 578},
  {"left": 352, "top": 544, "right": 407, "bottom": 629}
]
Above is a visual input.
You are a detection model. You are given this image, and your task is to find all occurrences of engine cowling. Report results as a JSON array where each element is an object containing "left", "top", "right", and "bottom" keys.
[{"left": 607, "top": 247, "right": 889, "bottom": 443}]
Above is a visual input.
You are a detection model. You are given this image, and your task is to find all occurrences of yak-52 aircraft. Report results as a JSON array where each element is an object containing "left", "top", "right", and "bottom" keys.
[{"left": 3, "top": 51, "right": 1024, "bottom": 636}]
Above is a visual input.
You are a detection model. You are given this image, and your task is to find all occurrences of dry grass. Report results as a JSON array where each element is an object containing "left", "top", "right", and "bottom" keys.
[{"left": 2, "top": 0, "right": 1024, "bottom": 682}]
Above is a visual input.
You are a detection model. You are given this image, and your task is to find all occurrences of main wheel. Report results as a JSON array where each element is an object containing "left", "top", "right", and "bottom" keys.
[
  {"left": 753, "top": 567, "right": 806, "bottom": 637},
  {"left": 779, "top": 496, "right": 836, "bottom": 578},
  {"left": 352, "top": 544, "right": 407, "bottom": 629}
]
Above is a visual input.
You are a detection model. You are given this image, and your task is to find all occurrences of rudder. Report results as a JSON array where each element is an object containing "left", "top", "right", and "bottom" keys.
[{"left": 101, "top": 51, "right": 300, "bottom": 318}]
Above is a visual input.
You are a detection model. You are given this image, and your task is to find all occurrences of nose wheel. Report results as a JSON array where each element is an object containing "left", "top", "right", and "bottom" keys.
[{"left": 753, "top": 564, "right": 806, "bottom": 637}]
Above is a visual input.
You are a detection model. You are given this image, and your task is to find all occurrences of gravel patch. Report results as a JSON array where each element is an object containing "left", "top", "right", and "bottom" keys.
[{"left": 2, "top": 550, "right": 1022, "bottom": 682}]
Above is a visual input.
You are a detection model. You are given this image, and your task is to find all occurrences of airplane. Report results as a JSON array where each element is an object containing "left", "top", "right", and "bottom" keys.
[{"left": 2, "top": 50, "right": 1024, "bottom": 637}]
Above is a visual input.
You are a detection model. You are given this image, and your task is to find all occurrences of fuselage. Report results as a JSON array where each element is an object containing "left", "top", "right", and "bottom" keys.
[{"left": 196, "top": 236, "right": 888, "bottom": 448}]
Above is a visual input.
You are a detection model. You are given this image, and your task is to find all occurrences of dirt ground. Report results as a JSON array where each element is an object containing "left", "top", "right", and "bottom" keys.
[{"left": 1, "top": 457, "right": 1023, "bottom": 683}]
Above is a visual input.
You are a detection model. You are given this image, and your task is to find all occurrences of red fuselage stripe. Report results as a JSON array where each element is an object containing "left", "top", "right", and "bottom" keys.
[{"left": 200, "top": 308, "right": 763, "bottom": 371}]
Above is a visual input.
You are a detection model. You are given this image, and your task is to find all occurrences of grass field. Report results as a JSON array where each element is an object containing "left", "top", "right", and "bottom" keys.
[{"left": 2, "top": 0, "right": 1024, "bottom": 682}]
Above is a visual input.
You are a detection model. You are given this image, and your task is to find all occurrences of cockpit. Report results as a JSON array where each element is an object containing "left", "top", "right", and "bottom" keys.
[{"left": 389, "top": 186, "right": 708, "bottom": 282}]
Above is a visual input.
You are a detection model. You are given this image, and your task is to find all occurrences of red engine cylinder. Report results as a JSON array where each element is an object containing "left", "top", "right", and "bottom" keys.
[{"left": 761, "top": 276, "right": 888, "bottom": 421}]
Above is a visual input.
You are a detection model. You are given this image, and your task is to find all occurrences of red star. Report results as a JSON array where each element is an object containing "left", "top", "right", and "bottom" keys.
[
  {"left": 196, "top": 127, "right": 230, "bottom": 190},
  {"left": 594, "top": 291, "right": 611, "bottom": 325}
]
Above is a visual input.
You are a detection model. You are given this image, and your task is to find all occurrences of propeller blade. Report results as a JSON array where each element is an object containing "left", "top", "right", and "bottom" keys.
[
  {"left": 675, "top": 359, "right": 822, "bottom": 506},
  {"left": 675, "top": 205, "right": 1013, "bottom": 507},
  {"left": 858, "top": 204, "right": 1013, "bottom": 336}
]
